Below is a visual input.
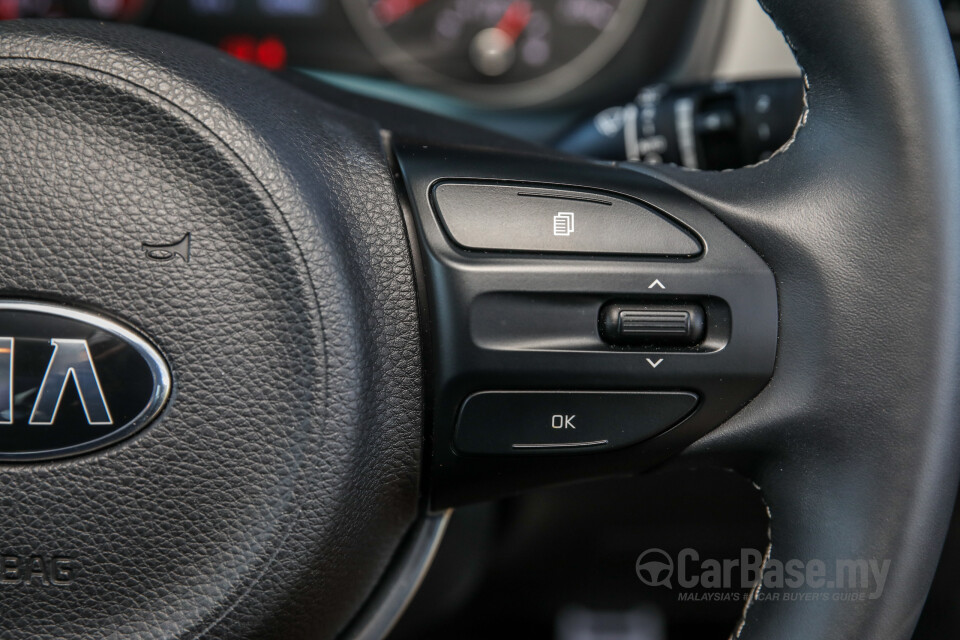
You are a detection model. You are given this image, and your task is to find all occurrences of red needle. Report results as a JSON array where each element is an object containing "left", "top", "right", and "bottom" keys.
[
  {"left": 495, "top": 0, "right": 532, "bottom": 42},
  {"left": 372, "top": 0, "right": 433, "bottom": 25}
]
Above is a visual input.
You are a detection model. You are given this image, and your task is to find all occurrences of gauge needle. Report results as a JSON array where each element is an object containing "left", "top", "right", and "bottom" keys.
[
  {"left": 495, "top": 0, "right": 532, "bottom": 43},
  {"left": 469, "top": 0, "right": 531, "bottom": 77},
  {"left": 372, "top": 0, "right": 433, "bottom": 26}
]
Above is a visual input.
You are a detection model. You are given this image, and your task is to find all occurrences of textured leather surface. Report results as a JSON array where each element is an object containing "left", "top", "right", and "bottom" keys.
[
  {"left": 631, "top": 0, "right": 960, "bottom": 638},
  {"left": 0, "top": 20, "right": 420, "bottom": 640}
]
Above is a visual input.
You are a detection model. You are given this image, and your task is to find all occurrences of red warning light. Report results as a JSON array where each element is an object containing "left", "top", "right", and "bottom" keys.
[
  {"left": 0, "top": 0, "right": 19, "bottom": 20},
  {"left": 219, "top": 35, "right": 257, "bottom": 63},
  {"left": 255, "top": 36, "right": 287, "bottom": 70},
  {"left": 220, "top": 35, "right": 287, "bottom": 70}
]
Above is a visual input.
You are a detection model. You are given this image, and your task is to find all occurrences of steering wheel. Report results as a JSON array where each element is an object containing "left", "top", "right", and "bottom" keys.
[{"left": 0, "top": 0, "right": 956, "bottom": 638}]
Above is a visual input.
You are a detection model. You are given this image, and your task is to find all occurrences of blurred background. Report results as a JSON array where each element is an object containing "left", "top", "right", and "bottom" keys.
[{"left": 0, "top": 0, "right": 806, "bottom": 166}]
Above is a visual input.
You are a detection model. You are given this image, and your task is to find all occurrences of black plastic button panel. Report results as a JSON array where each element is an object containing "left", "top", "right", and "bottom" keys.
[
  {"left": 432, "top": 182, "right": 702, "bottom": 257},
  {"left": 455, "top": 391, "right": 699, "bottom": 455},
  {"left": 395, "top": 143, "right": 778, "bottom": 508}
]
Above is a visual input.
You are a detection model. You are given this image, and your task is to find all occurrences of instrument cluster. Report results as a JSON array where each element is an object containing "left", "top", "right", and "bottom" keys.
[{"left": 2, "top": 0, "right": 704, "bottom": 108}]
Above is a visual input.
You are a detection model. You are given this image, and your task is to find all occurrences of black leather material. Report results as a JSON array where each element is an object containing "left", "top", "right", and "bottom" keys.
[
  {"left": 0, "top": 21, "right": 421, "bottom": 639},
  {"left": 631, "top": 0, "right": 960, "bottom": 638}
]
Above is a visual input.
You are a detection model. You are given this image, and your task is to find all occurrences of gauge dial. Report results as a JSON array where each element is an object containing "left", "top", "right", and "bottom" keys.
[{"left": 342, "top": 0, "right": 647, "bottom": 107}]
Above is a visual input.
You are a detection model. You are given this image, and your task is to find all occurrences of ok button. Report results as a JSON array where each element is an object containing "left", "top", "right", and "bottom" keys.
[{"left": 454, "top": 391, "right": 699, "bottom": 455}]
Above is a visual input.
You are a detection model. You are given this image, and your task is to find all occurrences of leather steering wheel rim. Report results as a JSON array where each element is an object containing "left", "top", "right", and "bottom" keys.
[{"left": 634, "top": 0, "right": 960, "bottom": 637}]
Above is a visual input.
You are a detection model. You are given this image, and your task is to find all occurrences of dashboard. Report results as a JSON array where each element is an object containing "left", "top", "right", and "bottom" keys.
[
  {"left": 0, "top": 0, "right": 796, "bottom": 116},
  {"left": 0, "top": 0, "right": 809, "bottom": 151}
]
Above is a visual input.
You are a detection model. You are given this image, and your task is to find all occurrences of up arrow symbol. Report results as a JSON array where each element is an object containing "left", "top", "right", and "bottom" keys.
[{"left": 648, "top": 279, "right": 665, "bottom": 289}]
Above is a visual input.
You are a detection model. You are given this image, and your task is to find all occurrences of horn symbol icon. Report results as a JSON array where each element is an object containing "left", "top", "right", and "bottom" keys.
[{"left": 141, "top": 233, "right": 190, "bottom": 263}]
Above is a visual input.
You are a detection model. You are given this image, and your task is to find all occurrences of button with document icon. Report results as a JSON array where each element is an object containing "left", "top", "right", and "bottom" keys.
[{"left": 553, "top": 211, "right": 575, "bottom": 236}]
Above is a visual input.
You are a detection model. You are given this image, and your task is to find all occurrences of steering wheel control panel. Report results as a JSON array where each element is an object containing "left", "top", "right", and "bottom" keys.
[{"left": 396, "top": 143, "right": 778, "bottom": 508}]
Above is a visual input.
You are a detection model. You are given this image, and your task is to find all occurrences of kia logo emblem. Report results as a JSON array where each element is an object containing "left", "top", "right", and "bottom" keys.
[{"left": 0, "top": 301, "right": 171, "bottom": 461}]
